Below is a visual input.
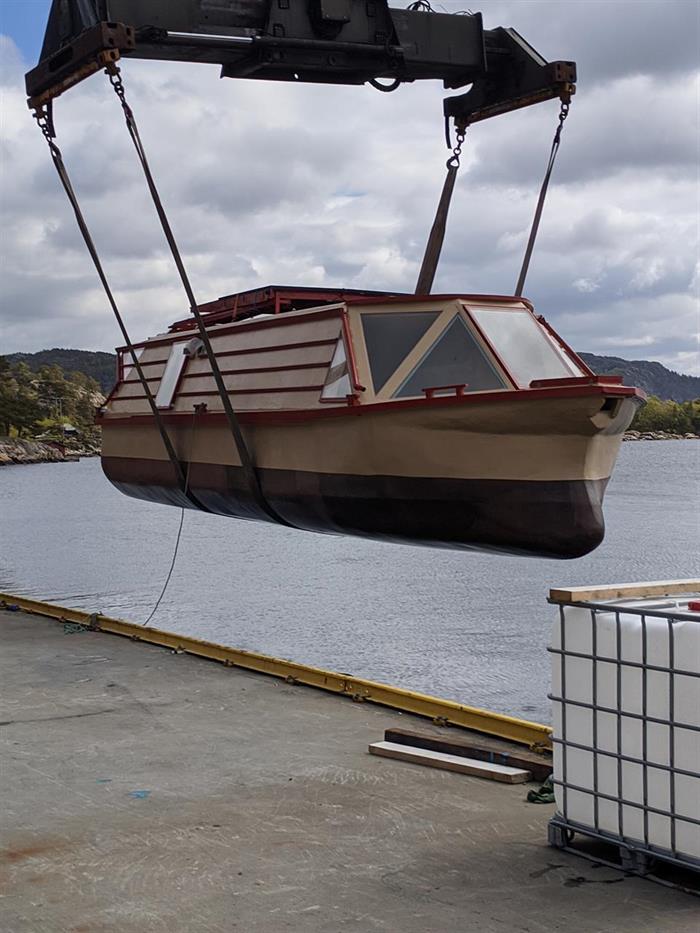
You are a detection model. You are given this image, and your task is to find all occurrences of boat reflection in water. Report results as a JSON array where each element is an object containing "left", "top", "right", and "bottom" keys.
[{"left": 98, "top": 287, "right": 644, "bottom": 558}]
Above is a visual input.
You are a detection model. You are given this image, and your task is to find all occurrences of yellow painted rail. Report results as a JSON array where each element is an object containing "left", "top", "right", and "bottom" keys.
[{"left": 0, "top": 592, "right": 552, "bottom": 750}]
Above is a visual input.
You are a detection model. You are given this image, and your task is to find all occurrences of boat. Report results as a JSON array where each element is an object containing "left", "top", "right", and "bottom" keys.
[{"left": 98, "top": 286, "right": 644, "bottom": 559}]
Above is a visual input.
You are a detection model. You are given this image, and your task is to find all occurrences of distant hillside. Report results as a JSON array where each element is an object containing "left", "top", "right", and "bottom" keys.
[
  {"left": 5, "top": 349, "right": 117, "bottom": 394},
  {"left": 579, "top": 354, "right": 699, "bottom": 402},
  {"left": 4, "top": 347, "right": 698, "bottom": 402}
]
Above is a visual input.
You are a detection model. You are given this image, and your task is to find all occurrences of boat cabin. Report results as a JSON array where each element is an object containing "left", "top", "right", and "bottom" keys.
[{"left": 106, "top": 287, "right": 595, "bottom": 416}]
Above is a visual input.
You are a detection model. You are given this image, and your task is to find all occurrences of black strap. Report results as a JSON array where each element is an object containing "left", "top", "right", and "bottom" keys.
[
  {"left": 415, "top": 125, "right": 467, "bottom": 295},
  {"left": 515, "top": 99, "right": 570, "bottom": 296},
  {"left": 32, "top": 101, "right": 200, "bottom": 505},
  {"left": 106, "top": 65, "right": 294, "bottom": 528}
]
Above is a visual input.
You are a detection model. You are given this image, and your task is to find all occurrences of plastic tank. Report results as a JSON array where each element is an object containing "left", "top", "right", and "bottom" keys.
[{"left": 550, "top": 596, "right": 700, "bottom": 865}]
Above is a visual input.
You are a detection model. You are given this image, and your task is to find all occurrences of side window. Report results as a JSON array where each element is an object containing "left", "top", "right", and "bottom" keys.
[
  {"left": 155, "top": 342, "right": 189, "bottom": 408},
  {"left": 361, "top": 311, "right": 439, "bottom": 392},
  {"left": 393, "top": 316, "right": 505, "bottom": 398},
  {"left": 321, "top": 338, "right": 351, "bottom": 399}
]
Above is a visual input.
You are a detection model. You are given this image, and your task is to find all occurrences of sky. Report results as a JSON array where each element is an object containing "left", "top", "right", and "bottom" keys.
[{"left": 0, "top": 0, "right": 698, "bottom": 374}]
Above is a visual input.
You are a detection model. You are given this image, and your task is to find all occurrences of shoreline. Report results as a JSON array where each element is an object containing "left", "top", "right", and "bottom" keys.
[
  {"left": 623, "top": 430, "right": 699, "bottom": 441},
  {"left": 1, "top": 432, "right": 697, "bottom": 466},
  {"left": 0, "top": 437, "right": 99, "bottom": 465}
]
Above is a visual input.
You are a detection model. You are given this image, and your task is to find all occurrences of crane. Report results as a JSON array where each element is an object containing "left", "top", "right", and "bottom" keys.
[{"left": 27, "top": 1, "right": 575, "bottom": 132}]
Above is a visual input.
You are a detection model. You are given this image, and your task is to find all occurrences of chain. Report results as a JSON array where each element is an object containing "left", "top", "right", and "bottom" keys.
[
  {"left": 33, "top": 104, "right": 58, "bottom": 153},
  {"left": 553, "top": 98, "right": 569, "bottom": 146},
  {"left": 446, "top": 123, "right": 468, "bottom": 170},
  {"left": 107, "top": 64, "right": 131, "bottom": 115}
]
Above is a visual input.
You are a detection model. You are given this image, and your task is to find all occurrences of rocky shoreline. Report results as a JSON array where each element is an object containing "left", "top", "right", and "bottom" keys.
[
  {"left": 0, "top": 437, "right": 100, "bottom": 465},
  {"left": 623, "top": 430, "right": 699, "bottom": 441}
]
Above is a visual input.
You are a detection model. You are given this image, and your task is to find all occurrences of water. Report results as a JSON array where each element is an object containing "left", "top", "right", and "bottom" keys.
[{"left": 1, "top": 442, "right": 698, "bottom": 723}]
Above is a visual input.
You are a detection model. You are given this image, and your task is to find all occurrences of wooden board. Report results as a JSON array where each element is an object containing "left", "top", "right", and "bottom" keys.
[
  {"left": 549, "top": 580, "right": 700, "bottom": 604},
  {"left": 369, "top": 741, "right": 531, "bottom": 784},
  {"left": 383, "top": 728, "right": 551, "bottom": 782}
]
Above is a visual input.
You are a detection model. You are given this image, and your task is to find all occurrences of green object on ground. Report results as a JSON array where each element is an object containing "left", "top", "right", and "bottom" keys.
[{"left": 527, "top": 773, "right": 555, "bottom": 804}]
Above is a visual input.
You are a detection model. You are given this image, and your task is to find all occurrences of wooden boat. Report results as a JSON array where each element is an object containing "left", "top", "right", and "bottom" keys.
[{"left": 98, "top": 286, "right": 644, "bottom": 558}]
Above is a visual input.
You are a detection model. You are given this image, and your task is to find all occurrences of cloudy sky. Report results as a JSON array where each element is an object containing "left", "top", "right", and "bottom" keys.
[{"left": 1, "top": 0, "right": 698, "bottom": 373}]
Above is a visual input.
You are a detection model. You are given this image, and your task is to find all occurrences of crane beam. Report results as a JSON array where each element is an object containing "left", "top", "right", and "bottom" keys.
[{"left": 26, "top": 1, "right": 575, "bottom": 124}]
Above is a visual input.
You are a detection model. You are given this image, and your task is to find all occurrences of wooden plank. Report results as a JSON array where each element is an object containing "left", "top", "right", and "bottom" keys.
[
  {"left": 369, "top": 741, "right": 531, "bottom": 784},
  {"left": 383, "top": 728, "right": 551, "bottom": 782},
  {"left": 549, "top": 580, "right": 700, "bottom": 604}
]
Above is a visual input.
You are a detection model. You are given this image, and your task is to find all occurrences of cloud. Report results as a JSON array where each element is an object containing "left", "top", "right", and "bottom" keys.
[{"left": 1, "top": 4, "right": 699, "bottom": 377}]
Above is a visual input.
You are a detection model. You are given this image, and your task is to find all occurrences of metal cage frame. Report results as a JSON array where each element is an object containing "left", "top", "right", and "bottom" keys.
[{"left": 547, "top": 596, "right": 700, "bottom": 877}]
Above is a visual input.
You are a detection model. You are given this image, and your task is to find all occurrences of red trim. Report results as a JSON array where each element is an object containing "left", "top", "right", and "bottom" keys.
[
  {"left": 117, "top": 385, "right": 325, "bottom": 401},
  {"left": 348, "top": 293, "right": 535, "bottom": 312},
  {"left": 117, "top": 335, "right": 338, "bottom": 359},
  {"left": 176, "top": 386, "right": 325, "bottom": 398},
  {"left": 203, "top": 339, "right": 336, "bottom": 360},
  {"left": 536, "top": 315, "right": 594, "bottom": 377},
  {"left": 116, "top": 307, "right": 344, "bottom": 353},
  {"left": 121, "top": 361, "right": 330, "bottom": 387},
  {"left": 341, "top": 311, "right": 365, "bottom": 392},
  {"left": 529, "top": 376, "right": 624, "bottom": 389},
  {"left": 102, "top": 382, "right": 644, "bottom": 427},
  {"left": 128, "top": 358, "right": 170, "bottom": 368}
]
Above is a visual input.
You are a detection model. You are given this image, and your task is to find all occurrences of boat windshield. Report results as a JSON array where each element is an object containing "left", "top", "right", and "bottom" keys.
[
  {"left": 470, "top": 308, "right": 582, "bottom": 387},
  {"left": 362, "top": 312, "right": 439, "bottom": 392},
  {"left": 393, "top": 317, "right": 505, "bottom": 398}
]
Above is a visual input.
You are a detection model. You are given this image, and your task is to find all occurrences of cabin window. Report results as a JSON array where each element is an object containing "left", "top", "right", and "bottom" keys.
[
  {"left": 155, "top": 342, "right": 189, "bottom": 408},
  {"left": 361, "top": 311, "right": 439, "bottom": 392},
  {"left": 470, "top": 309, "right": 581, "bottom": 386},
  {"left": 321, "top": 338, "right": 351, "bottom": 399},
  {"left": 393, "top": 316, "right": 506, "bottom": 398}
]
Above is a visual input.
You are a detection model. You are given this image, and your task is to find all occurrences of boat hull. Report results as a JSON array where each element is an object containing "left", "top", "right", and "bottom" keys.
[
  {"left": 100, "top": 392, "right": 638, "bottom": 558},
  {"left": 104, "top": 456, "right": 607, "bottom": 558}
]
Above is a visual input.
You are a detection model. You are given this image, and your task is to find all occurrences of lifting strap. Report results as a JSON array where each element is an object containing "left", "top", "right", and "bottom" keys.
[
  {"left": 514, "top": 97, "right": 570, "bottom": 296},
  {"left": 416, "top": 95, "right": 571, "bottom": 298},
  {"left": 105, "top": 64, "right": 293, "bottom": 529},
  {"left": 31, "top": 101, "right": 206, "bottom": 510},
  {"left": 415, "top": 124, "right": 467, "bottom": 295}
]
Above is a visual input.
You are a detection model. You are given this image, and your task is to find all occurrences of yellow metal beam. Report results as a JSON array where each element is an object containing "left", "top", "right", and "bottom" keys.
[{"left": 0, "top": 592, "right": 551, "bottom": 750}]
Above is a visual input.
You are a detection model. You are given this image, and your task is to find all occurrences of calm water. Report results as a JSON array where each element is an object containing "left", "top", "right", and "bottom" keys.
[{"left": 1, "top": 442, "right": 698, "bottom": 722}]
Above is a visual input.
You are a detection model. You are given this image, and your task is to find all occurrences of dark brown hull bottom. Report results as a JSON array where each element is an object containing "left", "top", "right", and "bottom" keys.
[{"left": 102, "top": 456, "right": 608, "bottom": 559}]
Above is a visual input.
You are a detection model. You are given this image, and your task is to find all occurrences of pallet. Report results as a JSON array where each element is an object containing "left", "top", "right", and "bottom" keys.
[
  {"left": 548, "top": 816, "right": 700, "bottom": 892},
  {"left": 369, "top": 741, "right": 531, "bottom": 783}
]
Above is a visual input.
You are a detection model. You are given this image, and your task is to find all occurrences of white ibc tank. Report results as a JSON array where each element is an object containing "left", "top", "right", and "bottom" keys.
[{"left": 551, "top": 597, "right": 700, "bottom": 863}]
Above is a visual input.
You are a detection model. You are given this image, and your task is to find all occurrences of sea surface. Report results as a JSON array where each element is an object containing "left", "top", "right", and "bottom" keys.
[{"left": 1, "top": 442, "right": 698, "bottom": 723}]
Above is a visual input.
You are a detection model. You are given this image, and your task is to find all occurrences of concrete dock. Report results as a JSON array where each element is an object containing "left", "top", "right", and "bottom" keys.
[{"left": 1, "top": 609, "right": 698, "bottom": 932}]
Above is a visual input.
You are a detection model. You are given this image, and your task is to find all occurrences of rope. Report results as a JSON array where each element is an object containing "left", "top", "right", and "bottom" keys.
[
  {"left": 514, "top": 99, "right": 570, "bottom": 296},
  {"left": 142, "top": 407, "right": 201, "bottom": 625},
  {"left": 31, "top": 101, "right": 189, "bottom": 497},
  {"left": 106, "top": 64, "right": 294, "bottom": 529}
]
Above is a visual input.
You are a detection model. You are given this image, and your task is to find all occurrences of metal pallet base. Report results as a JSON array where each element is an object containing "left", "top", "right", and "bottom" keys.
[{"left": 548, "top": 814, "right": 700, "bottom": 894}]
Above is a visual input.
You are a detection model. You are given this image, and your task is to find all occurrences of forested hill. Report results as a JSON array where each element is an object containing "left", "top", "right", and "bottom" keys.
[
  {"left": 4, "top": 347, "right": 698, "bottom": 402},
  {"left": 581, "top": 353, "right": 699, "bottom": 403},
  {"left": 5, "top": 349, "right": 117, "bottom": 394}
]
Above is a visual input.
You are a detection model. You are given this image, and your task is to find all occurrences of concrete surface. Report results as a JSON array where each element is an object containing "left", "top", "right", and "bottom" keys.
[{"left": 1, "top": 609, "right": 698, "bottom": 933}]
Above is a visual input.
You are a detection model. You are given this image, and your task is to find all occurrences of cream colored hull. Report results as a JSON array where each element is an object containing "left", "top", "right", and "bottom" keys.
[{"left": 101, "top": 393, "right": 638, "bottom": 558}]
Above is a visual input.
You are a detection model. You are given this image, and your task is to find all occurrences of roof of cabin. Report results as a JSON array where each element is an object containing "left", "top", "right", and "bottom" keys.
[{"left": 169, "top": 285, "right": 406, "bottom": 332}]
